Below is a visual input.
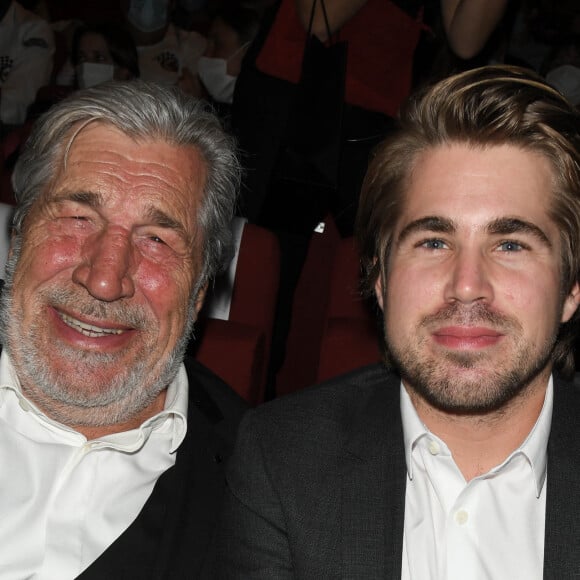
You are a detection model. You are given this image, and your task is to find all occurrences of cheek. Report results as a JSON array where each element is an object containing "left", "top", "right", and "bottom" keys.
[
  {"left": 385, "top": 267, "right": 428, "bottom": 333},
  {"left": 135, "top": 261, "right": 194, "bottom": 322},
  {"left": 14, "top": 235, "right": 83, "bottom": 289},
  {"left": 499, "top": 270, "right": 561, "bottom": 319},
  {"left": 226, "top": 56, "right": 242, "bottom": 77},
  {"left": 387, "top": 264, "right": 444, "bottom": 308}
]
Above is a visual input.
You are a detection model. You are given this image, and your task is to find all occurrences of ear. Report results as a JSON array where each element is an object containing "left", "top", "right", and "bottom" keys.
[
  {"left": 374, "top": 274, "right": 385, "bottom": 312},
  {"left": 561, "top": 281, "right": 580, "bottom": 323}
]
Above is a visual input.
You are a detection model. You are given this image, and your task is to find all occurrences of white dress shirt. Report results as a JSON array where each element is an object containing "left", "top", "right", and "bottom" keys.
[
  {"left": 401, "top": 378, "right": 552, "bottom": 580},
  {"left": 0, "top": 351, "right": 188, "bottom": 579}
]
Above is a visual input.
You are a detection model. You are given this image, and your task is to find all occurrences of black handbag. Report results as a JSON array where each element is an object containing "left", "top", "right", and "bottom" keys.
[{"left": 273, "top": 0, "right": 348, "bottom": 191}]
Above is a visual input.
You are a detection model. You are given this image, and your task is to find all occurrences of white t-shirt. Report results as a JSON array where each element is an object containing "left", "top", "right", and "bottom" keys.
[{"left": 137, "top": 23, "right": 206, "bottom": 86}]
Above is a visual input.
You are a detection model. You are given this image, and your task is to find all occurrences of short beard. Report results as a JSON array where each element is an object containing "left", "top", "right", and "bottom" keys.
[
  {"left": 387, "top": 301, "right": 557, "bottom": 415},
  {"left": 0, "top": 234, "right": 196, "bottom": 427}
]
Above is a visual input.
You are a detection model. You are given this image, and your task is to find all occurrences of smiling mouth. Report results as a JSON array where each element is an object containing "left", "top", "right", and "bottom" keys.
[{"left": 59, "top": 312, "right": 126, "bottom": 338}]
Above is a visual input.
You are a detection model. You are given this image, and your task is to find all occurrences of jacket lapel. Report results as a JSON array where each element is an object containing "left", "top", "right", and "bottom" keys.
[
  {"left": 341, "top": 370, "right": 406, "bottom": 579},
  {"left": 151, "top": 381, "right": 234, "bottom": 578},
  {"left": 543, "top": 374, "right": 580, "bottom": 579},
  {"left": 77, "top": 360, "right": 236, "bottom": 579},
  {"left": 334, "top": 369, "right": 580, "bottom": 579}
]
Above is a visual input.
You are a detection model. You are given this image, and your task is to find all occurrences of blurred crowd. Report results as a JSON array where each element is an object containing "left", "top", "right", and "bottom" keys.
[{"left": 1, "top": 0, "right": 579, "bottom": 398}]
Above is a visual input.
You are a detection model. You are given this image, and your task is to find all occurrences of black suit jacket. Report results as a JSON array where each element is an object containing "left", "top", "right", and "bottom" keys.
[
  {"left": 215, "top": 363, "right": 580, "bottom": 579},
  {"left": 76, "top": 357, "right": 247, "bottom": 580}
]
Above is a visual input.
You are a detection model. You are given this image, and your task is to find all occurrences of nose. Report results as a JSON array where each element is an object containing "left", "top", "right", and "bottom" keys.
[
  {"left": 443, "top": 248, "right": 494, "bottom": 305},
  {"left": 72, "top": 227, "right": 136, "bottom": 302}
]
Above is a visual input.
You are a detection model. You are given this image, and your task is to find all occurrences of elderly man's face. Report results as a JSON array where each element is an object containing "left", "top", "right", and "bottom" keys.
[
  {"left": 4, "top": 123, "right": 207, "bottom": 427},
  {"left": 375, "top": 143, "right": 580, "bottom": 414}
]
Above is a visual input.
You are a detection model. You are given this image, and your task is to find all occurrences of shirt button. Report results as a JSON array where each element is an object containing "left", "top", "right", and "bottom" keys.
[
  {"left": 427, "top": 440, "right": 440, "bottom": 455},
  {"left": 455, "top": 509, "right": 469, "bottom": 525},
  {"left": 82, "top": 442, "right": 98, "bottom": 454}
]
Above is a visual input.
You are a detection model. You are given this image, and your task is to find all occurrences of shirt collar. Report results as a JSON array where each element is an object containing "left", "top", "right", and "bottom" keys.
[
  {"left": 401, "top": 376, "right": 553, "bottom": 497},
  {"left": 0, "top": 351, "right": 188, "bottom": 452}
]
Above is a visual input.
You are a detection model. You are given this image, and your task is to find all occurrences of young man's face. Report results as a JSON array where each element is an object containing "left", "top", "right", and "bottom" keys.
[
  {"left": 375, "top": 143, "right": 579, "bottom": 413},
  {"left": 4, "top": 122, "right": 207, "bottom": 427}
]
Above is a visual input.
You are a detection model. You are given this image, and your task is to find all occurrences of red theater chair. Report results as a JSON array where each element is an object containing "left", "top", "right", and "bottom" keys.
[
  {"left": 315, "top": 236, "right": 381, "bottom": 383},
  {"left": 192, "top": 219, "right": 281, "bottom": 406},
  {"left": 276, "top": 227, "right": 380, "bottom": 396}
]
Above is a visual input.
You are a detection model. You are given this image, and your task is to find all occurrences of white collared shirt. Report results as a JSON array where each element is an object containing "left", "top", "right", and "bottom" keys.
[
  {"left": 401, "top": 378, "right": 552, "bottom": 580},
  {"left": 0, "top": 351, "right": 188, "bottom": 579}
]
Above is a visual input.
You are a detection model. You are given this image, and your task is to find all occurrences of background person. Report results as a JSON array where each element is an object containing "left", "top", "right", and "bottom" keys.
[
  {"left": 0, "top": 0, "right": 54, "bottom": 132},
  {"left": 69, "top": 21, "right": 139, "bottom": 88},
  {"left": 121, "top": 0, "right": 206, "bottom": 87},
  {"left": 195, "top": 3, "right": 260, "bottom": 105},
  {"left": 54, "top": 20, "right": 139, "bottom": 91}
]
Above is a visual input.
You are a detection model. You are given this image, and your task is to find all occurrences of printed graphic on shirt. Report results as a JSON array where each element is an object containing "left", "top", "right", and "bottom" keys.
[
  {"left": 156, "top": 51, "right": 179, "bottom": 73},
  {"left": 22, "top": 37, "right": 49, "bottom": 49}
]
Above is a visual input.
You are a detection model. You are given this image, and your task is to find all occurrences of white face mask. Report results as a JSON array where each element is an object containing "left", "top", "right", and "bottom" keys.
[
  {"left": 197, "top": 56, "right": 236, "bottom": 104},
  {"left": 127, "top": 0, "right": 169, "bottom": 33},
  {"left": 78, "top": 62, "right": 114, "bottom": 89},
  {"left": 197, "top": 43, "right": 249, "bottom": 104},
  {"left": 546, "top": 64, "right": 580, "bottom": 106}
]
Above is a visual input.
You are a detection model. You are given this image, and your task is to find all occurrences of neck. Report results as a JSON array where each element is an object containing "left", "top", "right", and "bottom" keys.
[
  {"left": 406, "top": 372, "right": 550, "bottom": 481},
  {"left": 129, "top": 22, "right": 169, "bottom": 47},
  {"left": 20, "top": 380, "right": 168, "bottom": 439},
  {"left": 73, "top": 389, "right": 167, "bottom": 439}
]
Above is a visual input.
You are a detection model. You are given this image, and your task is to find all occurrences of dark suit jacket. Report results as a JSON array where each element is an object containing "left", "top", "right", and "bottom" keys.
[
  {"left": 215, "top": 363, "right": 580, "bottom": 579},
  {"left": 76, "top": 357, "right": 247, "bottom": 580}
]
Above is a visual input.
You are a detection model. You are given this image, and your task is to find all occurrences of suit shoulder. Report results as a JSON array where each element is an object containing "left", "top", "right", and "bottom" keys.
[
  {"left": 270, "top": 362, "right": 395, "bottom": 406},
  {"left": 247, "top": 363, "right": 398, "bottom": 435}
]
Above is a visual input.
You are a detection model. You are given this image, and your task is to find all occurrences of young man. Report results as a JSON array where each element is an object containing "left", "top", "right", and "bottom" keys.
[
  {"left": 215, "top": 65, "right": 580, "bottom": 578},
  {"left": 0, "top": 80, "right": 246, "bottom": 578}
]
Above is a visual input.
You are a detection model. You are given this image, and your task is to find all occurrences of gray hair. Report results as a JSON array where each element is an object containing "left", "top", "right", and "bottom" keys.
[{"left": 11, "top": 80, "right": 241, "bottom": 287}]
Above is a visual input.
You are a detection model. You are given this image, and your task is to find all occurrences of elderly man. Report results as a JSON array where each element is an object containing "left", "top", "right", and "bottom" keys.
[
  {"left": 0, "top": 80, "right": 246, "bottom": 578},
  {"left": 215, "top": 65, "right": 580, "bottom": 579}
]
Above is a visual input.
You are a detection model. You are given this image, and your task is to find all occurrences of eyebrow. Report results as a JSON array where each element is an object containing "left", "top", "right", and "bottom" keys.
[
  {"left": 396, "top": 215, "right": 552, "bottom": 248},
  {"left": 486, "top": 217, "right": 552, "bottom": 248},
  {"left": 52, "top": 190, "right": 190, "bottom": 240},
  {"left": 396, "top": 216, "right": 455, "bottom": 244}
]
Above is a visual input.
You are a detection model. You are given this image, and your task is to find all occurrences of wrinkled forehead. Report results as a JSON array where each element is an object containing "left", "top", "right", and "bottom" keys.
[{"left": 33, "top": 122, "right": 207, "bottom": 235}]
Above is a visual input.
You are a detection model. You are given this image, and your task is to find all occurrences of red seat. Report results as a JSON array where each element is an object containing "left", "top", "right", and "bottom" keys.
[
  {"left": 315, "top": 237, "right": 381, "bottom": 383},
  {"left": 276, "top": 227, "right": 380, "bottom": 396},
  {"left": 275, "top": 215, "right": 341, "bottom": 396},
  {"left": 193, "top": 221, "right": 280, "bottom": 405}
]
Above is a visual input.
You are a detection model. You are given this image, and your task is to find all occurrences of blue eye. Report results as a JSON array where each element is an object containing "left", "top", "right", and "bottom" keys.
[
  {"left": 421, "top": 239, "right": 447, "bottom": 250},
  {"left": 499, "top": 241, "right": 523, "bottom": 252}
]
